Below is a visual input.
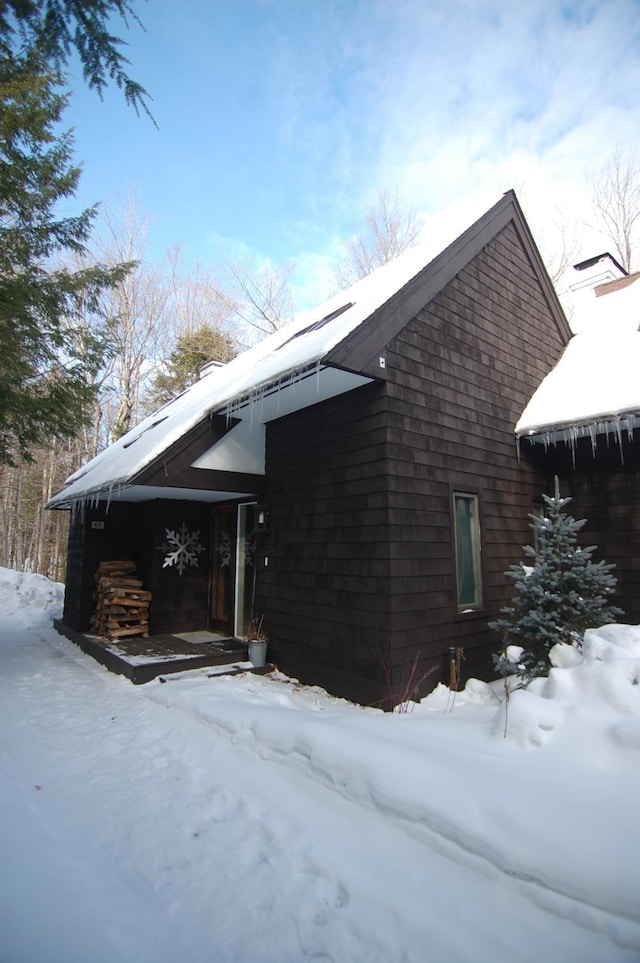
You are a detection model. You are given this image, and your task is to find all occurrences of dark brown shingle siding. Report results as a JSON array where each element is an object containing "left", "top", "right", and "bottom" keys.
[{"left": 256, "top": 223, "right": 566, "bottom": 704}]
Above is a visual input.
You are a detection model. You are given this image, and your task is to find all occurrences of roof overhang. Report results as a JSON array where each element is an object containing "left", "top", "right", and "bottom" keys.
[
  {"left": 50, "top": 190, "right": 565, "bottom": 511},
  {"left": 69, "top": 486, "right": 259, "bottom": 507},
  {"left": 50, "top": 363, "right": 372, "bottom": 509}
]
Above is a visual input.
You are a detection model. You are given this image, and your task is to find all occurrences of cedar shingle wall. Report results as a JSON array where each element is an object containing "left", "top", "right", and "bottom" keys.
[
  {"left": 257, "top": 223, "right": 567, "bottom": 704},
  {"left": 257, "top": 382, "right": 393, "bottom": 706},
  {"left": 530, "top": 434, "right": 640, "bottom": 624},
  {"left": 564, "top": 468, "right": 640, "bottom": 624},
  {"left": 138, "top": 500, "right": 211, "bottom": 634},
  {"left": 385, "top": 224, "right": 566, "bottom": 686},
  {"left": 62, "top": 502, "right": 137, "bottom": 631},
  {"left": 62, "top": 499, "right": 212, "bottom": 635}
]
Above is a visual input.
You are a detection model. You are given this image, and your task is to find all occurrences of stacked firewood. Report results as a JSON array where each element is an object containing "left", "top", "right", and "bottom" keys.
[{"left": 91, "top": 560, "right": 152, "bottom": 639}]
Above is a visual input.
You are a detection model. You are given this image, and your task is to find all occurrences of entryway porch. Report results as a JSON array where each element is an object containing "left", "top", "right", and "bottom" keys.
[{"left": 53, "top": 621, "right": 272, "bottom": 684}]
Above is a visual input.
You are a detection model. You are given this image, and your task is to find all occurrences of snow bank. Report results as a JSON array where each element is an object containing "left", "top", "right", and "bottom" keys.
[
  {"left": 491, "top": 625, "right": 640, "bottom": 747},
  {"left": 0, "top": 567, "right": 63, "bottom": 626},
  {"left": 148, "top": 624, "right": 640, "bottom": 935}
]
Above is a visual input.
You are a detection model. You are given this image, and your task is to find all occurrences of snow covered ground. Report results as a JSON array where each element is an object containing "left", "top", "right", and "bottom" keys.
[{"left": 1, "top": 567, "right": 639, "bottom": 963}]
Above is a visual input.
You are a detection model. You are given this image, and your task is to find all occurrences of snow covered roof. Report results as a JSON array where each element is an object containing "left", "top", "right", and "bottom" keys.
[
  {"left": 49, "top": 242, "right": 446, "bottom": 508},
  {"left": 517, "top": 272, "right": 640, "bottom": 440},
  {"left": 49, "top": 190, "right": 566, "bottom": 509}
]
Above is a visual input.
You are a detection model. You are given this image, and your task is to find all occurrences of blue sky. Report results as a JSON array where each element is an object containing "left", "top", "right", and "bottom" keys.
[{"left": 64, "top": 0, "right": 640, "bottom": 306}]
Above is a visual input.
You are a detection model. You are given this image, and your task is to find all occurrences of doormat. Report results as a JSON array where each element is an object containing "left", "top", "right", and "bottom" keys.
[{"left": 173, "top": 630, "right": 229, "bottom": 645}]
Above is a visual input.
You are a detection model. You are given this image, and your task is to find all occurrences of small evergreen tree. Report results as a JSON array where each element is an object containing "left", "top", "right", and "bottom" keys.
[
  {"left": 489, "top": 487, "right": 623, "bottom": 684},
  {"left": 145, "top": 325, "right": 237, "bottom": 412}
]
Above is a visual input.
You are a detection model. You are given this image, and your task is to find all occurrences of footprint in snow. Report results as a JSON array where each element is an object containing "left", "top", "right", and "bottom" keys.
[{"left": 298, "top": 869, "right": 350, "bottom": 927}]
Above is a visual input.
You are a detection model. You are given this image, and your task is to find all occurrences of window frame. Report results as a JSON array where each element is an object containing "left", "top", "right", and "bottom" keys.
[{"left": 451, "top": 489, "right": 485, "bottom": 616}]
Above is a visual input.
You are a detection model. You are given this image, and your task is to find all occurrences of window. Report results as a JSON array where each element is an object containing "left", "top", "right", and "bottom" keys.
[
  {"left": 453, "top": 492, "right": 483, "bottom": 612},
  {"left": 276, "top": 302, "right": 354, "bottom": 350}
]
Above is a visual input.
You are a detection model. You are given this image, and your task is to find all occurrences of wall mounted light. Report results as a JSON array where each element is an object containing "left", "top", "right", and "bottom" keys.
[{"left": 255, "top": 505, "right": 270, "bottom": 532}]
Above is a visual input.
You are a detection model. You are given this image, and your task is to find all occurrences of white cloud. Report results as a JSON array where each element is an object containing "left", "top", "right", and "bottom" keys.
[
  {"left": 270, "top": 4, "right": 623, "bottom": 235},
  {"left": 80, "top": 0, "right": 639, "bottom": 293}
]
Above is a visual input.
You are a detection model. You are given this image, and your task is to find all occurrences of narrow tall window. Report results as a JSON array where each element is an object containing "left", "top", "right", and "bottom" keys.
[{"left": 453, "top": 492, "right": 483, "bottom": 611}]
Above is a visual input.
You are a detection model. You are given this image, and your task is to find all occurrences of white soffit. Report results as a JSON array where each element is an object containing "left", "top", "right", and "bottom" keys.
[
  {"left": 223, "top": 365, "right": 372, "bottom": 420},
  {"left": 80, "top": 486, "right": 257, "bottom": 505},
  {"left": 194, "top": 365, "right": 370, "bottom": 474},
  {"left": 193, "top": 421, "right": 266, "bottom": 474}
]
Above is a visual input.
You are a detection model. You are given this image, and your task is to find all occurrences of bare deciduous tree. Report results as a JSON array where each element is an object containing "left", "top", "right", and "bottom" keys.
[
  {"left": 588, "top": 146, "right": 640, "bottom": 273},
  {"left": 0, "top": 437, "right": 75, "bottom": 579},
  {"left": 1, "top": 192, "right": 248, "bottom": 579},
  {"left": 138, "top": 246, "right": 241, "bottom": 414},
  {"left": 536, "top": 206, "right": 582, "bottom": 285},
  {"left": 93, "top": 192, "right": 173, "bottom": 439},
  {"left": 221, "top": 256, "right": 295, "bottom": 339},
  {"left": 335, "top": 188, "right": 424, "bottom": 288},
  {"left": 64, "top": 193, "right": 245, "bottom": 443}
]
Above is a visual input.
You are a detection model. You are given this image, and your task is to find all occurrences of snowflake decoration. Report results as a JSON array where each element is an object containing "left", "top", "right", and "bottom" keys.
[
  {"left": 160, "top": 522, "right": 205, "bottom": 575},
  {"left": 244, "top": 535, "right": 255, "bottom": 567},
  {"left": 216, "top": 531, "right": 232, "bottom": 567}
]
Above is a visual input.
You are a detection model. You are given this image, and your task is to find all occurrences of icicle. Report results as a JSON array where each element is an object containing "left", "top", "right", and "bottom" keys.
[
  {"left": 567, "top": 425, "right": 578, "bottom": 468},
  {"left": 624, "top": 416, "right": 634, "bottom": 443},
  {"left": 614, "top": 418, "right": 626, "bottom": 465},
  {"left": 606, "top": 420, "right": 614, "bottom": 449},
  {"left": 72, "top": 497, "right": 87, "bottom": 527},
  {"left": 219, "top": 361, "right": 324, "bottom": 425}
]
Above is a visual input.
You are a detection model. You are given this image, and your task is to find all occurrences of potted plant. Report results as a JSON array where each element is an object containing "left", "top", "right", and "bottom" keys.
[{"left": 245, "top": 615, "right": 268, "bottom": 667}]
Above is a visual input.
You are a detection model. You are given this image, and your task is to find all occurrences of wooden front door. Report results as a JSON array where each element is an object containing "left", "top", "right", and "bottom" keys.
[{"left": 210, "top": 506, "right": 236, "bottom": 635}]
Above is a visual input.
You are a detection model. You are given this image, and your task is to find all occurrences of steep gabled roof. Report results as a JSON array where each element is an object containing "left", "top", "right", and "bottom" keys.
[
  {"left": 49, "top": 190, "right": 566, "bottom": 508},
  {"left": 326, "top": 190, "right": 570, "bottom": 376}
]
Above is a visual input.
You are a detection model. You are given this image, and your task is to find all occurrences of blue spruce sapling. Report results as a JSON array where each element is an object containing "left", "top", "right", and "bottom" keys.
[{"left": 489, "top": 488, "right": 622, "bottom": 685}]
